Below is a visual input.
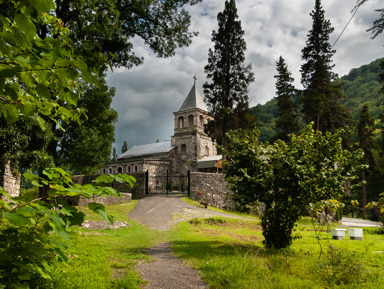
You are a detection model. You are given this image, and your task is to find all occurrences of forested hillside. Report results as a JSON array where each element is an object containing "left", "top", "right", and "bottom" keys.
[{"left": 249, "top": 58, "right": 383, "bottom": 143}]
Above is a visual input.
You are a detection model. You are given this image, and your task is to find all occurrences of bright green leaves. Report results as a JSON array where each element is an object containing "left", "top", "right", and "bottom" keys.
[
  {"left": 0, "top": 1, "right": 102, "bottom": 130},
  {"left": 3, "top": 104, "right": 19, "bottom": 124},
  {"left": 88, "top": 202, "right": 114, "bottom": 224},
  {"left": 14, "top": 14, "right": 36, "bottom": 39},
  {"left": 30, "top": 0, "right": 55, "bottom": 12},
  {"left": 224, "top": 123, "right": 364, "bottom": 249}
]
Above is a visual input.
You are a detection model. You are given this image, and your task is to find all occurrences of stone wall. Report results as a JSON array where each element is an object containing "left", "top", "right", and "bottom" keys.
[
  {"left": 0, "top": 160, "right": 21, "bottom": 198},
  {"left": 78, "top": 192, "right": 132, "bottom": 207},
  {"left": 190, "top": 172, "right": 234, "bottom": 210}
]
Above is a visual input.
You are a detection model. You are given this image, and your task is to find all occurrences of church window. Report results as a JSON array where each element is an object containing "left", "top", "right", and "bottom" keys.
[
  {"left": 108, "top": 168, "right": 112, "bottom": 174},
  {"left": 181, "top": 144, "right": 187, "bottom": 154},
  {"left": 127, "top": 165, "right": 131, "bottom": 172},
  {"left": 205, "top": 146, "right": 209, "bottom": 156},
  {"left": 179, "top": 116, "right": 184, "bottom": 128},
  {"left": 188, "top": 115, "right": 194, "bottom": 126},
  {"left": 103, "top": 168, "right": 106, "bottom": 174},
  {"left": 134, "top": 165, "right": 138, "bottom": 172},
  {"left": 117, "top": 167, "right": 122, "bottom": 173},
  {"left": 199, "top": 115, "right": 204, "bottom": 126}
]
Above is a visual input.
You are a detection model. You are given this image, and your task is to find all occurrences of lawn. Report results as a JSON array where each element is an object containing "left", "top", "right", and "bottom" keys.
[{"left": 49, "top": 200, "right": 384, "bottom": 288}]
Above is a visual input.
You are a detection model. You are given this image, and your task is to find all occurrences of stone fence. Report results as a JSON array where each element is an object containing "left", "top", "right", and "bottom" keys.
[
  {"left": 189, "top": 172, "right": 235, "bottom": 210},
  {"left": 73, "top": 172, "right": 146, "bottom": 202}
]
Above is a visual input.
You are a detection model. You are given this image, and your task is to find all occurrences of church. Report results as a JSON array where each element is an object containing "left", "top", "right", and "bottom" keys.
[{"left": 100, "top": 78, "right": 222, "bottom": 183}]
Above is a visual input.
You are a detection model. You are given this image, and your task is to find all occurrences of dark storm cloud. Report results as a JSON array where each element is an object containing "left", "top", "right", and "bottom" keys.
[{"left": 107, "top": 0, "right": 383, "bottom": 154}]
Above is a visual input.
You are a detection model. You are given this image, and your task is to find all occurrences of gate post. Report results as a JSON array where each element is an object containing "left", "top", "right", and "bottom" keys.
[
  {"left": 145, "top": 170, "right": 149, "bottom": 195},
  {"left": 166, "top": 169, "right": 169, "bottom": 194},
  {"left": 187, "top": 170, "right": 191, "bottom": 197}
]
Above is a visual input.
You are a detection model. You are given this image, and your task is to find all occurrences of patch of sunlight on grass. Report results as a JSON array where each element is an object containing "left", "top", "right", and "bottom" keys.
[
  {"left": 182, "top": 196, "right": 259, "bottom": 219},
  {"left": 78, "top": 200, "right": 138, "bottom": 222},
  {"left": 50, "top": 218, "right": 165, "bottom": 289},
  {"left": 170, "top": 215, "right": 384, "bottom": 289}
]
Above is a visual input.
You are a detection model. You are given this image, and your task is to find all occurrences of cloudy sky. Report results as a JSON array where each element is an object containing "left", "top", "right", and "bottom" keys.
[{"left": 106, "top": 0, "right": 383, "bottom": 154}]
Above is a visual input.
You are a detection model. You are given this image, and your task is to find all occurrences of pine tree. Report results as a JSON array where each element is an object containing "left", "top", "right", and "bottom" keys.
[
  {"left": 122, "top": 141, "right": 128, "bottom": 153},
  {"left": 273, "top": 56, "right": 299, "bottom": 142},
  {"left": 203, "top": 0, "right": 254, "bottom": 148},
  {"left": 358, "top": 104, "right": 378, "bottom": 216},
  {"left": 300, "top": 0, "right": 351, "bottom": 133}
]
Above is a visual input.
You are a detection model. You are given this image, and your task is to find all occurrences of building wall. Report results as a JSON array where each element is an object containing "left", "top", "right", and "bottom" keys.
[{"left": 189, "top": 172, "right": 234, "bottom": 210}]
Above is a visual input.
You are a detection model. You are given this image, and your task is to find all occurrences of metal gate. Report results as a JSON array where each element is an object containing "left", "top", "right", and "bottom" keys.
[{"left": 145, "top": 170, "right": 190, "bottom": 196}]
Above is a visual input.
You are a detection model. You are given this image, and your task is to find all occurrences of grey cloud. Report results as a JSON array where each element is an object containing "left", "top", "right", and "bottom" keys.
[{"left": 107, "top": 0, "right": 384, "bottom": 152}]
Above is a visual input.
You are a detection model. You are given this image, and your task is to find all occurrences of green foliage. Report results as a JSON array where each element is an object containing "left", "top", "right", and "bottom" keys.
[
  {"left": 168, "top": 179, "right": 174, "bottom": 192},
  {"left": 59, "top": 80, "right": 118, "bottom": 174},
  {"left": 122, "top": 141, "right": 128, "bottom": 154},
  {"left": 224, "top": 123, "right": 363, "bottom": 249},
  {"left": 301, "top": 0, "right": 351, "bottom": 133},
  {"left": 0, "top": 169, "right": 135, "bottom": 288},
  {"left": 203, "top": 0, "right": 254, "bottom": 147},
  {"left": 316, "top": 246, "right": 367, "bottom": 286},
  {"left": 273, "top": 56, "right": 299, "bottom": 142}
]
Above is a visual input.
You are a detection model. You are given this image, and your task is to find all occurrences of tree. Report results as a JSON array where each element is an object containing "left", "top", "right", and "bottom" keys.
[
  {"left": 111, "top": 147, "right": 118, "bottom": 163},
  {"left": 203, "top": 0, "right": 254, "bottom": 148},
  {"left": 273, "top": 56, "right": 299, "bottom": 142},
  {"left": 358, "top": 104, "right": 378, "bottom": 216},
  {"left": 301, "top": 0, "right": 351, "bottom": 133},
  {"left": 0, "top": 2, "right": 134, "bottom": 287},
  {"left": 59, "top": 80, "right": 118, "bottom": 174},
  {"left": 122, "top": 141, "right": 128, "bottom": 154},
  {"left": 224, "top": 124, "right": 362, "bottom": 249},
  {"left": 355, "top": 1, "right": 384, "bottom": 39}
]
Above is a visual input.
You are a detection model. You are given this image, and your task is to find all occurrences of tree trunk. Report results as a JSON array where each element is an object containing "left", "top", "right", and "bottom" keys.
[{"left": 362, "top": 168, "right": 367, "bottom": 218}]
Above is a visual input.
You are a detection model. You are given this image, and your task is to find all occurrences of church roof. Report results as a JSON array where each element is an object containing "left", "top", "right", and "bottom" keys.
[
  {"left": 178, "top": 79, "right": 208, "bottom": 112},
  {"left": 117, "top": 140, "right": 172, "bottom": 160}
]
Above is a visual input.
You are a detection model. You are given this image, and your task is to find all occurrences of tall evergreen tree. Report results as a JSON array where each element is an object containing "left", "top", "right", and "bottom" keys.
[
  {"left": 111, "top": 147, "right": 118, "bottom": 163},
  {"left": 300, "top": 0, "right": 351, "bottom": 133},
  {"left": 358, "top": 104, "right": 378, "bottom": 216},
  {"left": 273, "top": 56, "right": 299, "bottom": 142},
  {"left": 203, "top": 0, "right": 254, "bottom": 148},
  {"left": 122, "top": 141, "right": 128, "bottom": 153}
]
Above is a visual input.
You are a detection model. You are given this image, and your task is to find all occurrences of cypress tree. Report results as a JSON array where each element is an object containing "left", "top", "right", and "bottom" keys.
[
  {"left": 203, "top": 0, "right": 254, "bottom": 148},
  {"left": 273, "top": 56, "right": 299, "bottom": 142},
  {"left": 358, "top": 104, "right": 378, "bottom": 216},
  {"left": 122, "top": 141, "right": 128, "bottom": 153},
  {"left": 301, "top": 0, "right": 351, "bottom": 133}
]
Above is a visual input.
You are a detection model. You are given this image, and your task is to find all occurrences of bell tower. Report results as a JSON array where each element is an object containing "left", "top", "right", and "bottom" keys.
[{"left": 171, "top": 76, "right": 216, "bottom": 173}]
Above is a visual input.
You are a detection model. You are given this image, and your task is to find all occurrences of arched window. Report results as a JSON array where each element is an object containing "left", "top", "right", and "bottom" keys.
[
  {"left": 179, "top": 116, "right": 184, "bottom": 128},
  {"left": 134, "top": 165, "right": 138, "bottom": 172},
  {"left": 188, "top": 114, "right": 194, "bottom": 126},
  {"left": 103, "top": 168, "right": 106, "bottom": 174},
  {"left": 199, "top": 115, "right": 204, "bottom": 126},
  {"left": 127, "top": 165, "right": 131, "bottom": 173},
  {"left": 108, "top": 168, "right": 112, "bottom": 174},
  {"left": 205, "top": 146, "right": 209, "bottom": 156},
  {"left": 181, "top": 144, "right": 187, "bottom": 154},
  {"left": 117, "top": 167, "right": 123, "bottom": 173}
]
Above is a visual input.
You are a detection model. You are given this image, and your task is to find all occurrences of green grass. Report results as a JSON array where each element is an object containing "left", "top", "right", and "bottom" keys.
[
  {"left": 48, "top": 201, "right": 384, "bottom": 288},
  {"left": 169, "top": 217, "right": 384, "bottom": 289},
  {"left": 49, "top": 201, "right": 165, "bottom": 289}
]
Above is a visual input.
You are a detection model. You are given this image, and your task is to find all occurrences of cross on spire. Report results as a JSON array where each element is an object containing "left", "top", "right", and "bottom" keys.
[{"left": 193, "top": 75, "right": 197, "bottom": 85}]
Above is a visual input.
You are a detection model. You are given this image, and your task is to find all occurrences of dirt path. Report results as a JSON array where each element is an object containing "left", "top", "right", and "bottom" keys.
[{"left": 130, "top": 194, "right": 249, "bottom": 289}]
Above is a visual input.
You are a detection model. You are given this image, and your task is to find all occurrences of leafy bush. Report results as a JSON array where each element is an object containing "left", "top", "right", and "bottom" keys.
[{"left": 0, "top": 170, "right": 135, "bottom": 288}]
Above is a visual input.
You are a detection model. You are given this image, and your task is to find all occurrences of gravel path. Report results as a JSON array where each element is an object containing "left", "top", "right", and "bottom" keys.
[{"left": 130, "top": 194, "right": 249, "bottom": 289}]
